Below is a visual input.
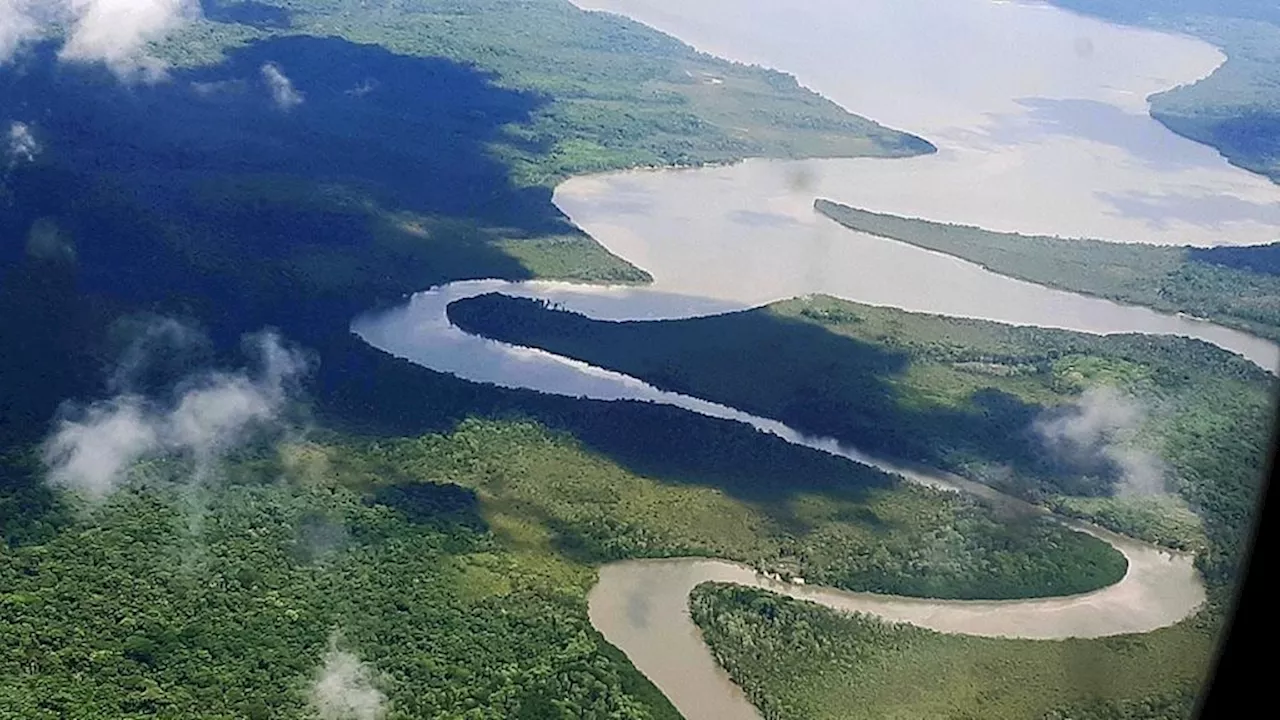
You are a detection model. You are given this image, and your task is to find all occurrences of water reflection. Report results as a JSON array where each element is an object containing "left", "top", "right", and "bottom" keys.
[{"left": 1097, "top": 190, "right": 1280, "bottom": 229}]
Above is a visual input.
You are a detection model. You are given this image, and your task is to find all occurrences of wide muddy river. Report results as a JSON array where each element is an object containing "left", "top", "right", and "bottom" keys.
[{"left": 353, "top": 0, "right": 1279, "bottom": 717}]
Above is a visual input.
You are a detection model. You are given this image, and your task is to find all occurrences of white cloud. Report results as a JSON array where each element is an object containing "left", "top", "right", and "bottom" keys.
[
  {"left": 170, "top": 373, "right": 279, "bottom": 456},
  {"left": 0, "top": 0, "right": 198, "bottom": 78},
  {"left": 0, "top": 0, "right": 42, "bottom": 64},
  {"left": 42, "top": 396, "right": 161, "bottom": 500},
  {"left": 345, "top": 79, "right": 378, "bottom": 97},
  {"left": 42, "top": 327, "right": 309, "bottom": 500},
  {"left": 190, "top": 78, "right": 245, "bottom": 98},
  {"left": 261, "top": 62, "right": 303, "bottom": 110},
  {"left": 60, "top": 0, "right": 198, "bottom": 78},
  {"left": 7, "top": 121, "right": 40, "bottom": 163},
  {"left": 309, "top": 635, "right": 387, "bottom": 720},
  {"left": 1035, "top": 386, "right": 1167, "bottom": 497}
]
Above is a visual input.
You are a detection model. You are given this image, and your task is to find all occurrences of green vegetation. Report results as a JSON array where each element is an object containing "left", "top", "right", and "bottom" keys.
[
  {"left": 346, "top": 418, "right": 1127, "bottom": 600},
  {"left": 690, "top": 583, "right": 1211, "bottom": 720},
  {"left": 159, "top": 0, "right": 934, "bottom": 187},
  {"left": 1048, "top": 1, "right": 1280, "bottom": 183},
  {"left": 0, "top": 453, "right": 684, "bottom": 720},
  {"left": 447, "top": 292, "right": 1273, "bottom": 587},
  {"left": 0, "top": 405, "right": 1144, "bottom": 716},
  {"left": 816, "top": 198, "right": 1280, "bottom": 342},
  {"left": 497, "top": 234, "right": 652, "bottom": 285},
  {"left": 1046, "top": 495, "right": 1205, "bottom": 552}
]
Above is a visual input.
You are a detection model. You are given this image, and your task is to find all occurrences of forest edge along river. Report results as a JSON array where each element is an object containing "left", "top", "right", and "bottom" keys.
[
  {"left": 352, "top": 1, "right": 1277, "bottom": 718},
  {"left": 352, "top": 278, "right": 1211, "bottom": 720}
]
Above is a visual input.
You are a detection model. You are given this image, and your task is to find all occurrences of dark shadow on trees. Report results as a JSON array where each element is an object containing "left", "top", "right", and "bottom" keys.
[
  {"left": 323, "top": 333, "right": 894, "bottom": 537},
  {"left": 3, "top": 36, "right": 560, "bottom": 228},
  {"left": 0, "top": 35, "right": 560, "bottom": 443},
  {"left": 0, "top": 451, "right": 69, "bottom": 547},
  {"left": 445, "top": 293, "right": 1130, "bottom": 498},
  {"left": 1188, "top": 240, "right": 1280, "bottom": 277},
  {"left": 370, "top": 482, "right": 487, "bottom": 535},
  {"left": 200, "top": 0, "right": 294, "bottom": 29}
]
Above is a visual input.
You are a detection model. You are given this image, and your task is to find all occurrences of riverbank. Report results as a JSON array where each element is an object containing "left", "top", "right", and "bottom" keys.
[
  {"left": 587, "top": 511, "right": 1204, "bottom": 720},
  {"left": 349, "top": 2, "right": 1276, "bottom": 718},
  {"left": 691, "top": 581, "right": 1211, "bottom": 720},
  {"left": 1047, "top": 0, "right": 1280, "bottom": 185},
  {"left": 816, "top": 198, "right": 1280, "bottom": 347}
]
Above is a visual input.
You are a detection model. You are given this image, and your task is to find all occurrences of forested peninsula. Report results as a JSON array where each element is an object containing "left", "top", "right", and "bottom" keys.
[{"left": 816, "top": 199, "right": 1280, "bottom": 343}]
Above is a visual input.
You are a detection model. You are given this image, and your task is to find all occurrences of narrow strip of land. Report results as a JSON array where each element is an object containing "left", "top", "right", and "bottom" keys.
[{"left": 816, "top": 198, "right": 1280, "bottom": 347}]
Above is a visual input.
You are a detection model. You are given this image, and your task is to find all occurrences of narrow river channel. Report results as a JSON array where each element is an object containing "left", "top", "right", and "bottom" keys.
[{"left": 354, "top": 1, "right": 1280, "bottom": 717}]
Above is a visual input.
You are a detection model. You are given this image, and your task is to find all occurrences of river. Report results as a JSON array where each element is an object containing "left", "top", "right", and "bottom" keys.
[
  {"left": 352, "top": 1, "right": 1278, "bottom": 718},
  {"left": 588, "top": 519, "right": 1202, "bottom": 720}
]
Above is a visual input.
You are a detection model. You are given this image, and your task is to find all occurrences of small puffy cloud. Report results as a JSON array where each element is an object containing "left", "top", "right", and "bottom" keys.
[
  {"left": 310, "top": 635, "right": 387, "bottom": 720},
  {"left": 190, "top": 78, "right": 246, "bottom": 99},
  {"left": 108, "top": 314, "right": 209, "bottom": 393},
  {"left": 42, "top": 326, "right": 310, "bottom": 500},
  {"left": 42, "top": 396, "right": 161, "bottom": 500},
  {"left": 1035, "top": 386, "right": 1167, "bottom": 497},
  {"left": 168, "top": 373, "right": 280, "bottom": 457},
  {"left": 59, "top": 0, "right": 199, "bottom": 78},
  {"left": 345, "top": 79, "right": 378, "bottom": 98},
  {"left": 261, "top": 62, "right": 303, "bottom": 110},
  {"left": 7, "top": 121, "right": 40, "bottom": 163},
  {"left": 0, "top": 0, "right": 198, "bottom": 77}
]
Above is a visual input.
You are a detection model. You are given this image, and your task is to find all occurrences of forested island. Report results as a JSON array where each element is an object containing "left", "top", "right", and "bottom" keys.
[{"left": 816, "top": 198, "right": 1280, "bottom": 343}]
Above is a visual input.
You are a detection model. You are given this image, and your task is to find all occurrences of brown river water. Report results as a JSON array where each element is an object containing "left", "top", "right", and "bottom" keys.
[{"left": 353, "top": 1, "right": 1279, "bottom": 716}]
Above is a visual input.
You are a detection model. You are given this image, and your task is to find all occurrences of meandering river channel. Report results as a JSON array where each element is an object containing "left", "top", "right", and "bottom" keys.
[{"left": 353, "top": 1, "right": 1280, "bottom": 717}]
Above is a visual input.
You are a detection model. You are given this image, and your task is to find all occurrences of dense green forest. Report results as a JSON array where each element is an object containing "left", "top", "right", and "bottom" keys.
[
  {"left": 1048, "top": 0, "right": 1280, "bottom": 183},
  {"left": 816, "top": 199, "right": 1280, "bottom": 343},
  {"left": 0, "top": 399, "right": 1141, "bottom": 716},
  {"left": 160, "top": 0, "right": 934, "bottom": 186},
  {"left": 344, "top": 419, "right": 1126, "bottom": 601},
  {"left": 0, "top": 451, "right": 686, "bottom": 719},
  {"left": 690, "top": 583, "right": 1211, "bottom": 720},
  {"left": 1, "top": 1, "right": 1271, "bottom": 718},
  {"left": 447, "top": 292, "right": 1273, "bottom": 588}
]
